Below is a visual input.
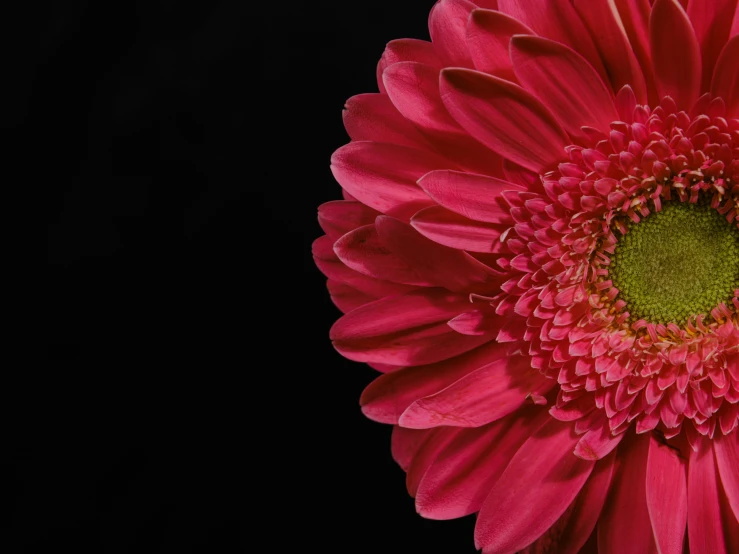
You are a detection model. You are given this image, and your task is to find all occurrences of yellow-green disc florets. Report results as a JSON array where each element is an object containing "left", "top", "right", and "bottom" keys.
[{"left": 609, "top": 200, "right": 739, "bottom": 325}]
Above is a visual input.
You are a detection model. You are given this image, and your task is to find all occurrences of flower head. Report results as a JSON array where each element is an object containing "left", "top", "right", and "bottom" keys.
[{"left": 314, "top": 0, "right": 739, "bottom": 551}]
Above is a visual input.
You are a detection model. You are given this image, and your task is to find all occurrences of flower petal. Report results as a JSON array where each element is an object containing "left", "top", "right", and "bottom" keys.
[
  {"left": 377, "top": 38, "right": 441, "bottom": 93},
  {"left": 598, "top": 434, "right": 658, "bottom": 553},
  {"left": 712, "top": 36, "right": 739, "bottom": 117},
  {"left": 688, "top": 438, "right": 729, "bottom": 554},
  {"left": 613, "top": 0, "right": 657, "bottom": 104},
  {"left": 474, "top": 417, "right": 596, "bottom": 552},
  {"left": 326, "top": 280, "right": 376, "bottom": 313},
  {"left": 440, "top": 68, "right": 569, "bottom": 173},
  {"left": 714, "top": 431, "right": 739, "bottom": 523},
  {"left": 510, "top": 35, "right": 618, "bottom": 143},
  {"left": 342, "top": 93, "right": 431, "bottom": 149},
  {"left": 428, "top": 0, "right": 477, "bottom": 67},
  {"left": 687, "top": 0, "right": 739, "bottom": 91},
  {"left": 411, "top": 206, "right": 506, "bottom": 253},
  {"left": 646, "top": 434, "right": 687, "bottom": 554},
  {"left": 466, "top": 8, "right": 534, "bottom": 81},
  {"left": 649, "top": 0, "right": 702, "bottom": 110},
  {"left": 361, "top": 341, "right": 511, "bottom": 424},
  {"left": 415, "top": 407, "right": 548, "bottom": 519},
  {"left": 317, "top": 200, "right": 381, "bottom": 240},
  {"left": 399, "top": 355, "right": 553, "bottom": 429},
  {"left": 417, "top": 169, "right": 522, "bottom": 223},
  {"left": 391, "top": 426, "right": 433, "bottom": 471}
]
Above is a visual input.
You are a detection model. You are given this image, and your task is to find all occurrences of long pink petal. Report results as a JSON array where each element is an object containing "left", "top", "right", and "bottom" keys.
[
  {"left": 406, "top": 426, "right": 465, "bottom": 496},
  {"left": 714, "top": 431, "right": 739, "bottom": 523},
  {"left": 375, "top": 215, "right": 502, "bottom": 294},
  {"left": 440, "top": 68, "right": 569, "bottom": 173},
  {"left": 646, "top": 435, "right": 687, "bottom": 554},
  {"left": 688, "top": 438, "right": 729, "bottom": 554},
  {"left": 377, "top": 38, "right": 441, "bottom": 93},
  {"left": 598, "top": 434, "right": 658, "bottom": 553},
  {"left": 330, "top": 288, "right": 475, "bottom": 341},
  {"left": 333, "top": 224, "right": 433, "bottom": 286},
  {"left": 712, "top": 36, "right": 739, "bottom": 117},
  {"left": 330, "top": 142, "right": 448, "bottom": 220},
  {"left": 317, "top": 200, "right": 380, "bottom": 240},
  {"left": 383, "top": 62, "right": 463, "bottom": 136},
  {"left": 361, "top": 341, "right": 511, "bottom": 424},
  {"left": 326, "top": 280, "right": 376, "bottom": 313},
  {"left": 649, "top": 0, "right": 701, "bottom": 110},
  {"left": 687, "top": 0, "right": 739, "bottom": 91},
  {"left": 391, "top": 426, "right": 433, "bottom": 471},
  {"left": 572, "top": 0, "right": 649, "bottom": 103},
  {"left": 334, "top": 321, "right": 494, "bottom": 366},
  {"left": 510, "top": 35, "right": 618, "bottom": 143},
  {"left": 496, "top": 0, "right": 608, "bottom": 83},
  {"left": 399, "top": 355, "right": 553, "bottom": 429},
  {"left": 417, "top": 170, "right": 521, "bottom": 224},
  {"left": 613, "top": 0, "right": 657, "bottom": 104},
  {"left": 466, "top": 8, "right": 533, "bottom": 81},
  {"left": 415, "top": 407, "right": 549, "bottom": 519},
  {"left": 411, "top": 206, "right": 505, "bottom": 253},
  {"left": 520, "top": 451, "right": 616, "bottom": 554},
  {"left": 342, "top": 93, "right": 432, "bottom": 149},
  {"left": 428, "top": 0, "right": 477, "bottom": 67},
  {"left": 474, "top": 417, "right": 596, "bottom": 552}
]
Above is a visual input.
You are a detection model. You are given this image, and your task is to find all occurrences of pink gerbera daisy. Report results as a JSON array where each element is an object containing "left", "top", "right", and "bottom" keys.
[{"left": 313, "top": 0, "right": 739, "bottom": 551}]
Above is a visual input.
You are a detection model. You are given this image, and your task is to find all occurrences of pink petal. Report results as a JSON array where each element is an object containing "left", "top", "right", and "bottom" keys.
[
  {"left": 391, "top": 426, "right": 433, "bottom": 471},
  {"left": 330, "top": 288, "right": 476, "bottom": 341},
  {"left": 688, "top": 438, "right": 729, "bottom": 554},
  {"left": 330, "top": 141, "right": 447, "bottom": 220},
  {"left": 399, "top": 355, "right": 553, "bottom": 429},
  {"left": 383, "top": 62, "right": 463, "bottom": 135},
  {"left": 573, "top": 425, "right": 625, "bottom": 460},
  {"left": 317, "top": 200, "right": 380, "bottom": 240},
  {"left": 714, "top": 432, "right": 739, "bottom": 523},
  {"left": 377, "top": 38, "right": 441, "bottom": 93},
  {"left": 406, "top": 427, "right": 465, "bottom": 496},
  {"left": 510, "top": 35, "right": 618, "bottom": 143},
  {"left": 428, "top": 0, "right": 477, "bottom": 67},
  {"left": 572, "top": 0, "right": 649, "bottom": 103},
  {"left": 333, "top": 224, "right": 432, "bottom": 286},
  {"left": 520, "top": 451, "right": 617, "bottom": 554},
  {"left": 375, "top": 215, "right": 502, "bottom": 294},
  {"left": 415, "top": 407, "right": 549, "bottom": 519},
  {"left": 598, "top": 434, "right": 658, "bottom": 553},
  {"left": 361, "top": 341, "right": 511, "bottom": 424},
  {"left": 411, "top": 206, "right": 505, "bottom": 253},
  {"left": 712, "top": 36, "right": 739, "bottom": 117},
  {"left": 466, "top": 8, "right": 533, "bottom": 81},
  {"left": 333, "top": 321, "right": 494, "bottom": 366},
  {"left": 613, "top": 0, "right": 657, "bottom": 104},
  {"left": 417, "top": 169, "right": 522, "bottom": 224},
  {"left": 649, "top": 0, "right": 702, "bottom": 110},
  {"left": 342, "top": 93, "right": 431, "bottom": 149},
  {"left": 496, "top": 0, "right": 608, "bottom": 83},
  {"left": 326, "top": 280, "right": 376, "bottom": 313},
  {"left": 440, "top": 68, "right": 569, "bottom": 173},
  {"left": 646, "top": 434, "right": 688, "bottom": 554},
  {"left": 474, "top": 417, "right": 596, "bottom": 552},
  {"left": 687, "top": 0, "right": 739, "bottom": 91}
]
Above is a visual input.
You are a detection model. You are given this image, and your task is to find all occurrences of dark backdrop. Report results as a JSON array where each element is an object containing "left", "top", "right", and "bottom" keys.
[{"left": 39, "top": 0, "right": 476, "bottom": 552}]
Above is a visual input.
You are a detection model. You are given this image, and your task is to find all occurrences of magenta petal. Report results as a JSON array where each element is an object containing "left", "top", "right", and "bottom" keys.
[
  {"left": 428, "top": 0, "right": 477, "bottom": 68},
  {"left": 474, "top": 417, "right": 596, "bottom": 552},
  {"left": 714, "top": 432, "right": 739, "bottom": 523},
  {"left": 391, "top": 426, "right": 433, "bottom": 471},
  {"left": 333, "top": 224, "right": 432, "bottom": 286},
  {"left": 687, "top": 0, "right": 739, "bottom": 91},
  {"left": 646, "top": 434, "right": 688, "bottom": 554},
  {"left": 417, "top": 169, "right": 522, "bottom": 223},
  {"left": 342, "top": 93, "right": 431, "bottom": 149},
  {"left": 712, "top": 36, "right": 739, "bottom": 117},
  {"left": 440, "top": 68, "right": 569, "bottom": 173},
  {"left": 415, "top": 407, "right": 548, "bottom": 519},
  {"left": 466, "top": 8, "right": 533, "bottom": 81},
  {"left": 688, "top": 438, "right": 729, "bottom": 554},
  {"left": 510, "top": 35, "right": 618, "bottom": 143},
  {"left": 317, "top": 200, "right": 380, "bottom": 240},
  {"left": 411, "top": 206, "right": 505, "bottom": 253},
  {"left": 649, "top": 0, "right": 702, "bottom": 110},
  {"left": 361, "top": 341, "right": 510, "bottom": 424},
  {"left": 598, "top": 434, "right": 658, "bottom": 553},
  {"left": 326, "top": 280, "right": 376, "bottom": 314},
  {"left": 399, "top": 356, "right": 554, "bottom": 429},
  {"left": 330, "top": 141, "right": 446, "bottom": 220}
]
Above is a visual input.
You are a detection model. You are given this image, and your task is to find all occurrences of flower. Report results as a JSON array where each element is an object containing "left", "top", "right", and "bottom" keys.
[{"left": 313, "top": 0, "right": 739, "bottom": 551}]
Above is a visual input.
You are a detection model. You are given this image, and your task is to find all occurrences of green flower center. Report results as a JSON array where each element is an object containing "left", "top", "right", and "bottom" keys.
[{"left": 609, "top": 200, "right": 739, "bottom": 325}]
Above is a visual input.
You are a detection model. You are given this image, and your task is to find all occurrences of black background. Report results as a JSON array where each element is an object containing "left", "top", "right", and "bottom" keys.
[{"left": 39, "top": 0, "right": 476, "bottom": 552}]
